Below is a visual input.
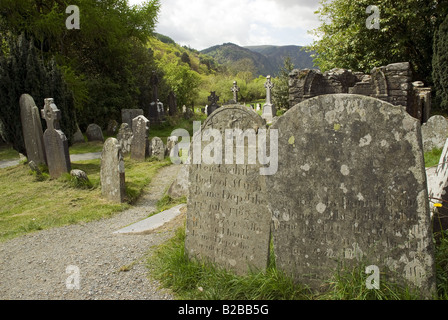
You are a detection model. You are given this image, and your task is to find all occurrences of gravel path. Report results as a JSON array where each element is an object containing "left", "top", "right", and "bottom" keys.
[{"left": 0, "top": 164, "right": 182, "bottom": 300}]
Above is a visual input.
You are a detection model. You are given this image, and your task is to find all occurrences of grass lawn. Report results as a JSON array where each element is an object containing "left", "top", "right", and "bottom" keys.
[
  {"left": 148, "top": 226, "right": 441, "bottom": 300},
  {"left": 0, "top": 156, "right": 172, "bottom": 243}
]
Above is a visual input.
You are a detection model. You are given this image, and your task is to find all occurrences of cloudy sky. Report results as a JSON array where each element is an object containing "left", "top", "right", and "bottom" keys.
[{"left": 128, "top": 0, "right": 321, "bottom": 50}]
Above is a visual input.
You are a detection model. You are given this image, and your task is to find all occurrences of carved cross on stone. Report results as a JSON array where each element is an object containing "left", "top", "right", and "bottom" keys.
[
  {"left": 41, "top": 98, "right": 61, "bottom": 131},
  {"left": 231, "top": 81, "right": 240, "bottom": 103},
  {"left": 208, "top": 92, "right": 220, "bottom": 106},
  {"left": 264, "top": 75, "right": 274, "bottom": 105}
]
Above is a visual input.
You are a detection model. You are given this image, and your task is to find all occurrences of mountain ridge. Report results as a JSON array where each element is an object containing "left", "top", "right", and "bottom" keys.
[{"left": 200, "top": 42, "right": 316, "bottom": 77}]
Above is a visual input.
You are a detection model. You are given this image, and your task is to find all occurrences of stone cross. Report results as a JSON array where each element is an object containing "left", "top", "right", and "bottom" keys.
[
  {"left": 231, "top": 81, "right": 240, "bottom": 103},
  {"left": 264, "top": 75, "right": 274, "bottom": 105},
  {"left": 41, "top": 98, "right": 71, "bottom": 179},
  {"left": 208, "top": 92, "right": 219, "bottom": 105},
  {"left": 41, "top": 98, "right": 61, "bottom": 131}
]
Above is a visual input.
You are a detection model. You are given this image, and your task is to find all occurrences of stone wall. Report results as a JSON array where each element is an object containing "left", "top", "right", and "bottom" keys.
[{"left": 289, "top": 62, "right": 431, "bottom": 123}]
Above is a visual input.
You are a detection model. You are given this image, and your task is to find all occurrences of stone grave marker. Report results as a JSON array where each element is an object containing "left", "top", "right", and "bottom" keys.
[
  {"left": 266, "top": 94, "right": 436, "bottom": 298},
  {"left": 150, "top": 137, "right": 165, "bottom": 161},
  {"left": 121, "top": 109, "right": 144, "bottom": 130},
  {"left": 117, "top": 123, "right": 133, "bottom": 154},
  {"left": 185, "top": 105, "right": 271, "bottom": 276},
  {"left": 421, "top": 115, "right": 448, "bottom": 153},
  {"left": 262, "top": 75, "right": 276, "bottom": 123},
  {"left": 86, "top": 123, "right": 104, "bottom": 142},
  {"left": 72, "top": 125, "right": 85, "bottom": 144},
  {"left": 427, "top": 138, "right": 448, "bottom": 234},
  {"left": 19, "top": 94, "right": 47, "bottom": 165},
  {"left": 207, "top": 92, "right": 220, "bottom": 116},
  {"left": 41, "top": 98, "right": 71, "bottom": 179},
  {"left": 230, "top": 81, "right": 240, "bottom": 104},
  {"left": 131, "top": 115, "right": 150, "bottom": 161},
  {"left": 100, "top": 138, "right": 126, "bottom": 203}
]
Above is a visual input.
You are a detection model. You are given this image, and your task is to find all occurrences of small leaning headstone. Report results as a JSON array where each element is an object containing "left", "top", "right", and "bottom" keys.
[
  {"left": 86, "top": 124, "right": 104, "bottom": 142},
  {"left": 19, "top": 94, "right": 47, "bottom": 165}
]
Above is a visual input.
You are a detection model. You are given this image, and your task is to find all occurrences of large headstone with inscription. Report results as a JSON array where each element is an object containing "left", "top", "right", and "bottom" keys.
[
  {"left": 185, "top": 105, "right": 271, "bottom": 275},
  {"left": 266, "top": 94, "right": 436, "bottom": 298}
]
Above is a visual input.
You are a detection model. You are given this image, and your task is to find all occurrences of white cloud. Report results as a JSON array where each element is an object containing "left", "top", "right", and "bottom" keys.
[{"left": 129, "top": 0, "right": 321, "bottom": 50}]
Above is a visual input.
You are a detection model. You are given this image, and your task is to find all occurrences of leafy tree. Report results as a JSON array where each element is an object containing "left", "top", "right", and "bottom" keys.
[
  {"left": 308, "top": 0, "right": 447, "bottom": 85},
  {"left": 0, "top": 0, "right": 161, "bottom": 128},
  {"left": 0, "top": 34, "right": 76, "bottom": 154},
  {"left": 272, "top": 56, "right": 294, "bottom": 110},
  {"left": 433, "top": 14, "right": 448, "bottom": 110}
]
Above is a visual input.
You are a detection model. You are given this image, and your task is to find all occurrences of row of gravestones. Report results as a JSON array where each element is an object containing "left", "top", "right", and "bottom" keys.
[{"left": 185, "top": 95, "right": 438, "bottom": 299}]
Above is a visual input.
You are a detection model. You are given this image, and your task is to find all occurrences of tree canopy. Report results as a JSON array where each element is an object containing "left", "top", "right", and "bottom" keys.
[{"left": 307, "top": 0, "right": 448, "bottom": 87}]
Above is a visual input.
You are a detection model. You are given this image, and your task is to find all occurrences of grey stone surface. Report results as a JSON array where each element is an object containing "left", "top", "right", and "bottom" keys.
[
  {"left": 266, "top": 94, "right": 436, "bottom": 298},
  {"left": 72, "top": 125, "right": 85, "bottom": 144},
  {"left": 116, "top": 123, "right": 133, "bottom": 154},
  {"left": 289, "top": 62, "right": 431, "bottom": 123},
  {"left": 121, "top": 109, "right": 144, "bottom": 130},
  {"left": 86, "top": 124, "right": 104, "bottom": 142},
  {"left": 421, "top": 116, "right": 448, "bottom": 152},
  {"left": 41, "top": 98, "right": 71, "bottom": 179},
  {"left": 113, "top": 204, "right": 186, "bottom": 235},
  {"left": 167, "top": 164, "right": 189, "bottom": 199},
  {"left": 70, "top": 169, "right": 89, "bottom": 182},
  {"left": 165, "top": 136, "right": 178, "bottom": 157},
  {"left": 19, "top": 94, "right": 46, "bottom": 165},
  {"left": 150, "top": 137, "right": 165, "bottom": 161},
  {"left": 100, "top": 138, "right": 126, "bottom": 203},
  {"left": 185, "top": 105, "right": 271, "bottom": 276},
  {"left": 131, "top": 115, "right": 150, "bottom": 161}
]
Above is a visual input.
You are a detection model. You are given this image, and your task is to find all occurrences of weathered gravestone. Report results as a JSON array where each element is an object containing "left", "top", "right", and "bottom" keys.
[
  {"left": 421, "top": 115, "right": 448, "bottom": 153},
  {"left": 150, "top": 137, "right": 165, "bottom": 161},
  {"left": 262, "top": 76, "right": 276, "bottom": 123},
  {"left": 41, "top": 98, "right": 71, "bottom": 179},
  {"left": 72, "top": 125, "right": 85, "bottom": 144},
  {"left": 100, "top": 138, "right": 126, "bottom": 203},
  {"left": 19, "top": 94, "right": 46, "bottom": 165},
  {"left": 131, "top": 115, "right": 150, "bottom": 161},
  {"left": 117, "top": 123, "right": 133, "bottom": 154},
  {"left": 427, "top": 138, "right": 448, "bottom": 235},
  {"left": 121, "top": 109, "right": 144, "bottom": 130},
  {"left": 185, "top": 105, "right": 271, "bottom": 276},
  {"left": 207, "top": 92, "right": 220, "bottom": 116},
  {"left": 86, "top": 123, "right": 104, "bottom": 142},
  {"left": 266, "top": 94, "right": 436, "bottom": 297}
]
